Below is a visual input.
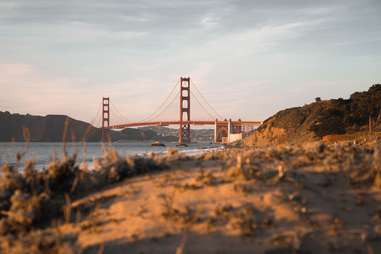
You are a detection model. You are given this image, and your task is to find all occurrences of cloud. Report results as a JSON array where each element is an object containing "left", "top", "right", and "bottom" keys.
[
  {"left": 0, "top": 0, "right": 380, "bottom": 122},
  {"left": 0, "top": 64, "right": 186, "bottom": 124},
  {"left": 0, "top": 64, "right": 93, "bottom": 119}
]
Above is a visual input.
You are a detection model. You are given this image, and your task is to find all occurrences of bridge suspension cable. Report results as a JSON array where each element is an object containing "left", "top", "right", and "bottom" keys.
[
  {"left": 146, "top": 90, "right": 179, "bottom": 122},
  {"left": 80, "top": 101, "right": 103, "bottom": 142},
  {"left": 139, "top": 80, "right": 180, "bottom": 122},
  {"left": 100, "top": 77, "right": 236, "bottom": 130},
  {"left": 89, "top": 101, "right": 102, "bottom": 128},
  {"left": 191, "top": 81, "right": 224, "bottom": 119},
  {"left": 190, "top": 90, "right": 218, "bottom": 120},
  {"left": 109, "top": 101, "right": 130, "bottom": 125}
]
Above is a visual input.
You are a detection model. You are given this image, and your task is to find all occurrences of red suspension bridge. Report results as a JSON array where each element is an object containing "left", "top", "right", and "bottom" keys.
[{"left": 97, "top": 77, "right": 262, "bottom": 144}]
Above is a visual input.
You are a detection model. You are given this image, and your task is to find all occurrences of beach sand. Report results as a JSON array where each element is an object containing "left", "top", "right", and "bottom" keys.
[{"left": 51, "top": 141, "right": 381, "bottom": 254}]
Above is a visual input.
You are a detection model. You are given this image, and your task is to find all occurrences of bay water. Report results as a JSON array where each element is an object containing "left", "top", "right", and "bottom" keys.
[{"left": 0, "top": 141, "right": 221, "bottom": 170}]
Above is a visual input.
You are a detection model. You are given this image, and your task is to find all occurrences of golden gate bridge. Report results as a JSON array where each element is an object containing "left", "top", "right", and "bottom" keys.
[{"left": 96, "top": 77, "right": 262, "bottom": 144}]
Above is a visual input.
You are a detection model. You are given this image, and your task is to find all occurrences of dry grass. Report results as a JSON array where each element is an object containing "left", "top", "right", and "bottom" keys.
[
  {"left": 2, "top": 139, "right": 381, "bottom": 253},
  {"left": 0, "top": 148, "right": 170, "bottom": 253},
  {"left": 322, "top": 131, "right": 381, "bottom": 143},
  {"left": 0, "top": 229, "right": 80, "bottom": 254}
]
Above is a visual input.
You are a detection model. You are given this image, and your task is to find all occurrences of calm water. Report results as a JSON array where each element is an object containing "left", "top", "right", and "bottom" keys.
[{"left": 0, "top": 141, "right": 220, "bottom": 170}]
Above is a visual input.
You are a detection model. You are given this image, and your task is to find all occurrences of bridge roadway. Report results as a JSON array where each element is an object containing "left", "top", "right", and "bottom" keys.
[{"left": 106, "top": 120, "right": 262, "bottom": 129}]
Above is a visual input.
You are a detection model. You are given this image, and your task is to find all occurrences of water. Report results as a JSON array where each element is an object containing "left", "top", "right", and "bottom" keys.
[{"left": 0, "top": 142, "right": 222, "bottom": 170}]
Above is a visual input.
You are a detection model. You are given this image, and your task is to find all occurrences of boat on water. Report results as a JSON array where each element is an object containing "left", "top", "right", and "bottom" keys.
[{"left": 151, "top": 141, "right": 166, "bottom": 147}]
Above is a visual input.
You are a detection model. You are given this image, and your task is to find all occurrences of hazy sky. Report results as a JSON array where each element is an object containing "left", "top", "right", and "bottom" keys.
[{"left": 0, "top": 0, "right": 380, "bottom": 125}]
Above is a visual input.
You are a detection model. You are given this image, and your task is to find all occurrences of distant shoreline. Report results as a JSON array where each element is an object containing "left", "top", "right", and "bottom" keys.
[{"left": 0, "top": 141, "right": 222, "bottom": 170}]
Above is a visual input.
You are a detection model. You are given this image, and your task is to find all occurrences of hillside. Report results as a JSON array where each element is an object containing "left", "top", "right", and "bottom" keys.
[
  {"left": 245, "top": 84, "right": 381, "bottom": 145},
  {"left": 0, "top": 111, "right": 213, "bottom": 142},
  {"left": 140, "top": 126, "right": 214, "bottom": 142},
  {"left": 0, "top": 112, "right": 165, "bottom": 142}
]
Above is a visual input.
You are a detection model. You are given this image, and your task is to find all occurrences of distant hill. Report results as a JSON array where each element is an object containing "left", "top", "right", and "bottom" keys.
[
  {"left": 245, "top": 84, "right": 381, "bottom": 145},
  {"left": 0, "top": 111, "right": 158, "bottom": 142},
  {"left": 139, "top": 126, "right": 213, "bottom": 142},
  {"left": 0, "top": 112, "right": 98, "bottom": 142},
  {"left": 0, "top": 111, "right": 213, "bottom": 142}
]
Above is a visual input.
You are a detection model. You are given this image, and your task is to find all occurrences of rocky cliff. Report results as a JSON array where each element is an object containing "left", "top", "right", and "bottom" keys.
[{"left": 245, "top": 84, "right": 381, "bottom": 145}]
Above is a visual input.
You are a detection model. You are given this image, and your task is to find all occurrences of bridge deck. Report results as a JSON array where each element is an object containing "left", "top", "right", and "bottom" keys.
[{"left": 106, "top": 120, "right": 262, "bottom": 129}]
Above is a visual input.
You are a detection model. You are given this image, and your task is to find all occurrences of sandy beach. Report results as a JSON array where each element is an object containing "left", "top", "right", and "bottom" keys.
[{"left": 10, "top": 140, "right": 377, "bottom": 254}]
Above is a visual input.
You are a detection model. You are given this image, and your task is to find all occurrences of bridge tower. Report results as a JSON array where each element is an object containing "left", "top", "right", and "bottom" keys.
[
  {"left": 179, "top": 77, "right": 191, "bottom": 144},
  {"left": 101, "top": 97, "right": 110, "bottom": 142}
]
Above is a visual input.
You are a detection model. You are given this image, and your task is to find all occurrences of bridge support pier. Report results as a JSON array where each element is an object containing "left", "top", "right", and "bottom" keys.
[
  {"left": 101, "top": 97, "right": 110, "bottom": 142},
  {"left": 214, "top": 120, "right": 228, "bottom": 143},
  {"left": 213, "top": 119, "right": 245, "bottom": 144},
  {"left": 214, "top": 119, "right": 218, "bottom": 143},
  {"left": 178, "top": 77, "right": 191, "bottom": 145},
  {"left": 228, "top": 119, "right": 232, "bottom": 138}
]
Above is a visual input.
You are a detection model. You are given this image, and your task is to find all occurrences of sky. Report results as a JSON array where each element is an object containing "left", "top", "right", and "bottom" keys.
[{"left": 0, "top": 0, "right": 380, "bottom": 126}]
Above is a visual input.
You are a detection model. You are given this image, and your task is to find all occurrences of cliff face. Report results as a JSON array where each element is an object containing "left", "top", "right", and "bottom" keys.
[
  {"left": 245, "top": 84, "right": 381, "bottom": 146},
  {"left": 0, "top": 112, "right": 168, "bottom": 142}
]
